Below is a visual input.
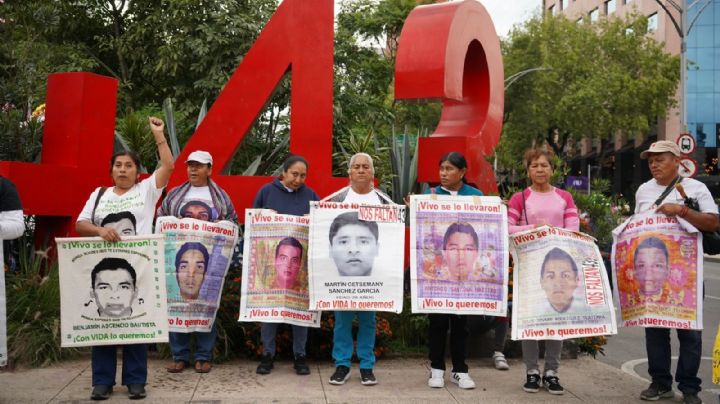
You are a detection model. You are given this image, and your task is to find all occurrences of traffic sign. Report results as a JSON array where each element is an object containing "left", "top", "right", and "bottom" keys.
[
  {"left": 677, "top": 133, "right": 696, "bottom": 155},
  {"left": 678, "top": 157, "right": 698, "bottom": 178}
]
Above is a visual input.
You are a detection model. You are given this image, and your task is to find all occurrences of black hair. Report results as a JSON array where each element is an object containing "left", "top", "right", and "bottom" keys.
[
  {"left": 110, "top": 151, "right": 143, "bottom": 173},
  {"left": 439, "top": 152, "right": 468, "bottom": 183},
  {"left": 541, "top": 247, "right": 578, "bottom": 278},
  {"left": 174, "top": 242, "right": 210, "bottom": 271},
  {"left": 180, "top": 201, "right": 212, "bottom": 218},
  {"left": 442, "top": 222, "right": 478, "bottom": 250},
  {"left": 91, "top": 257, "right": 137, "bottom": 288},
  {"left": 100, "top": 211, "right": 137, "bottom": 230},
  {"left": 633, "top": 237, "right": 669, "bottom": 266},
  {"left": 282, "top": 155, "right": 309, "bottom": 172},
  {"left": 275, "top": 237, "right": 304, "bottom": 258},
  {"left": 328, "top": 212, "right": 379, "bottom": 244}
]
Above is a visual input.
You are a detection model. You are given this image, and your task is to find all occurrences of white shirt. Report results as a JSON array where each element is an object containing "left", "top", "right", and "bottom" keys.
[
  {"left": 344, "top": 187, "right": 383, "bottom": 204},
  {"left": 634, "top": 177, "right": 718, "bottom": 215},
  {"left": 77, "top": 174, "right": 164, "bottom": 235},
  {"left": 180, "top": 186, "right": 217, "bottom": 221}
]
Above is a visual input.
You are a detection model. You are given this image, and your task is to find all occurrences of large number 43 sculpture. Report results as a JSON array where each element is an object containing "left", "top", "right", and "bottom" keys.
[{"left": 0, "top": 0, "right": 502, "bottom": 243}]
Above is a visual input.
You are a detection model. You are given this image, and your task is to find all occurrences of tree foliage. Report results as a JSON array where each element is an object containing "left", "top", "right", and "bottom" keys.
[
  {"left": 499, "top": 14, "right": 680, "bottom": 170},
  {"left": 1, "top": 0, "right": 440, "bottom": 192}
]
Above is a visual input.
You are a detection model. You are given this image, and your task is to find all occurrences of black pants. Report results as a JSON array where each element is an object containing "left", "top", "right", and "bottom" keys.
[{"left": 428, "top": 314, "right": 468, "bottom": 373}]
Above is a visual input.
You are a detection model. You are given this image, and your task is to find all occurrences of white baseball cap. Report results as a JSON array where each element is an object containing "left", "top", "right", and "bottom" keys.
[{"left": 186, "top": 150, "right": 213, "bottom": 165}]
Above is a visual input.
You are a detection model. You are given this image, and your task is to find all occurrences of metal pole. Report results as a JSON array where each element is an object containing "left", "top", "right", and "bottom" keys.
[
  {"left": 680, "top": 0, "right": 687, "bottom": 132},
  {"left": 587, "top": 164, "right": 591, "bottom": 193}
]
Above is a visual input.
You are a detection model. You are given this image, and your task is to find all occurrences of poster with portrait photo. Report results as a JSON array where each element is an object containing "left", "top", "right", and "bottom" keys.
[
  {"left": 510, "top": 226, "right": 616, "bottom": 341},
  {"left": 308, "top": 201, "right": 405, "bottom": 313},
  {"left": 409, "top": 194, "right": 509, "bottom": 315},
  {"left": 238, "top": 209, "right": 319, "bottom": 327},
  {"left": 612, "top": 211, "right": 702, "bottom": 330},
  {"left": 156, "top": 216, "right": 238, "bottom": 333},
  {"left": 57, "top": 235, "right": 168, "bottom": 347},
  {"left": 0, "top": 264, "right": 6, "bottom": 366}
]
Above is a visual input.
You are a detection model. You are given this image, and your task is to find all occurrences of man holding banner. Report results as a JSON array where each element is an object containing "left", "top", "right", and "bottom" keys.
[
  {"left": 157, "top": 150, "right": 238, "bottom": 374},
  {"left": 632, "top": 141, "right": 718, "bottom": 404},
  {"left": 320, "top": 153, "right": 396, "bottom": 386}
]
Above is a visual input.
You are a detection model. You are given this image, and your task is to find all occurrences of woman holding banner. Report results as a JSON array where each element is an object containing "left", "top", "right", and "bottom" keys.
[
  {"left": 76, "top": 117, "right": 174, "bottom": 400},
  {"left": 507, "top": 148, "right": 579, "bottom": 396},
  {"left": 425, "top": 152, "right": 483, "bottom": 390},
  {"left": 252, "top": 155, "right": 319, "bottom": 376}
]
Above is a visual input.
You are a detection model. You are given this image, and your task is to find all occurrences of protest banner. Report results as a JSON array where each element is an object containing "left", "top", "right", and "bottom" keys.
[
  {"left": 409, "top": 194, "right": 508, "bottom": 315},
  {"left": 612, "top": 211, "right": 702, "bottom": 330},
  {"left": 0, "top": 267, "right": 6, "bottom": 366},
  {"left": 510, "top": 226, "right": 616, "bottom": 340},
  {"left": 57, "top": 235, "right": 168, "bottom": 347},
  {"left": 239, "top": 209, "right": 319, "bottom": 327},
  {"left": 308, "top": 201, "right": 405, "bottom": 313},
  {"left": 156, "top": 217, "right": 239, "bottom": 333}
]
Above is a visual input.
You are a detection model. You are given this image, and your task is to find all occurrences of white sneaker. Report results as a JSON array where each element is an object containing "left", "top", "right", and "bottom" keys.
[
  {"left": 493, "top": 351, "right": 509, "bottom": 370},
  {"left": 451, "top": 372, "right": 476, "bottom": 389},
  {"left": 428, "top": 368, "right": 444, "bottom": 388}
]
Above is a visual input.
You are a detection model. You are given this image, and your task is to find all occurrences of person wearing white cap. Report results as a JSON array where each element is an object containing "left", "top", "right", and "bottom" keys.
[
  {"left": 634, "top": 140, "right": 718, "bottom": 404},
  {"left": 157, "top": 150, "right": 238, "bottom": 374}
]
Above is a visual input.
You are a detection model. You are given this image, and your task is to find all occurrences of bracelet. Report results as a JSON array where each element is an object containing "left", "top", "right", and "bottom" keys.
[
  {"left": 679, "top": 205, "right": 689, "bottom": 218},
  {"left": 156, "top": 139, "right": 167, "bottom": 146}
]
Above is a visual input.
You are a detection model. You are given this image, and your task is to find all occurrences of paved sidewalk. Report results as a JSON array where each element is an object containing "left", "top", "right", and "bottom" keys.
[{"left": 0, "top": 355, "right": 658, "bottom": 403}]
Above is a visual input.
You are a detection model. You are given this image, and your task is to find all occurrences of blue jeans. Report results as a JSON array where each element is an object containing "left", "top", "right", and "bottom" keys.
[
  {"left": 645, "top": 327, "right": 702, "bottom": 394},
  {"left": 260, "top": 322, "right": 308, "bottom": 356},
  {"left": 91, "top": 344, "right": 147, "bottom": 386},
  {"left": 332, "top": 311, "right": 376, "bottom": 369},
  {"left": 168, "top": 324, "right": 217, "bottom": 362}
]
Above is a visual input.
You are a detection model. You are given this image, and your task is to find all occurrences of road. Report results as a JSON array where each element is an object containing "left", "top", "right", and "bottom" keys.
[{"left": 599, "top": 258, "right": 720, "bottom": 404}]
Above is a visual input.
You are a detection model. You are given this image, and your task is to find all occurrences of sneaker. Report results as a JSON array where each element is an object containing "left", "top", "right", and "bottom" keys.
[
  {"left": 682, "top": 393, "right": 702, "bottom": 404},
  {"left": 256, "top": 353, "right": 273, "bottom": 375},
  {"left": 523, "top": 371, "right": 541, "bottom": 393},
  {"left": 428, "top": 368, "right": 445, "bottom": 388},
  {"left": 640, "top": 382, "right": 674, "bottom": 401},
  {"left": 127, "top": 384, "right": 146, "bottom": 400},
  {"left": 329, "top": 365, "right": 350, "bottom": 385},
  {"left": 90, "top": 385, "right": 112, "bottom": 400},
  {"left": 493, "top": 351, "right": 509, "bottom": 370},
  {"left": 360, "top": 368, "right": 377, "bottom": 386},
  {"left": 451, "top": 372, "right": 476, "bottom": 389},
  {"left": 294, "top": 354, "right": 310, "bottom": 375},
  {"left": 543, "top": 370, "right": 564, "bottom": 395}
]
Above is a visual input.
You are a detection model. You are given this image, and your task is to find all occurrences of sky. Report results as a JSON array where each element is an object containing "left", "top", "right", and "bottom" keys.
[
  {"left": 332, "top": 0, "right": 541, "bottom": 38},
  {"left": 477, "top": 0, "right": 541, "bottom": 37}
]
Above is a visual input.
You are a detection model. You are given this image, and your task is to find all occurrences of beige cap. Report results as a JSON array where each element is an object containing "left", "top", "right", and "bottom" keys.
[
  {"left": 186, "top": 150, "right": 213, "bottom": 165},
  {"left": 640, "top": 140, "right": 682, "bottom": 159}
]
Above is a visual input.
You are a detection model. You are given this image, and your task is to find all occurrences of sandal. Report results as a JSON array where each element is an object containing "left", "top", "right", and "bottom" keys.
[
  {"left": 165, "top": 360, "right": 187, "bottom": 373},
  {"left": 195, "top": 360, "right": 212, "bottom": 373}
]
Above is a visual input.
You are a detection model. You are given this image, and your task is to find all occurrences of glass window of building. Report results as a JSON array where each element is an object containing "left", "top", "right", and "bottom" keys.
[
  {"left": 605, "top": 0, "right": 616, "bottom": 15},
  {"left": 549, "top": 4, "right": 555, "bottom": 16},
  {"left": 561, "top": 0, "right": 569, "bottom": 10},
  {"left": 647, "top": 13, "right": 658, "bottom": 32},
  {"left": 590, "top": 8, "right": 599, "bottom": 22}
]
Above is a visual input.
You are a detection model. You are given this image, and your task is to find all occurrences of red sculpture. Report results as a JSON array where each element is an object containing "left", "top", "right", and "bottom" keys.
[
  {"left": 395, "top": 0, "right": 504, "bottom": 194},
  {"left": 0, "top": 0, "right": 503, "bottom": 245}
]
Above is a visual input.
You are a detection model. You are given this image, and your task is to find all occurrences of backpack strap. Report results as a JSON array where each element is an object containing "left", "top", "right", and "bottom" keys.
[
  {"left": 522, "top": 188, "right": 529, "bottom": 225},
  {"left": 91, "top": 187, "right": 108, "bottom": 225},
  {"left": 653, "top": 176, "right": 681, "bottom": 207}
]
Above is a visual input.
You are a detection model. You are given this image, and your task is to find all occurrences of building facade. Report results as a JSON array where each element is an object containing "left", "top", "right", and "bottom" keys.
[{"left": 544, "top": 0, "right": 720, "bottom": 197}]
